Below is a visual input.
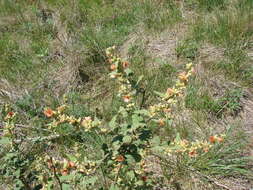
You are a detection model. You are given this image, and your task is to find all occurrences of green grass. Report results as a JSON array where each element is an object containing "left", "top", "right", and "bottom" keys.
[
  {"left": 185, "top": 80, "right": 243, "bottom": 117},
  {"left": 193, "top": 126, "right": 251, "bottom": 177},
  {"left": 0, "top": 0, "right": 182, "bottom": 87},
  {"left": 189, "top": 0, "right": 253, "bottom": 85},
  {"left": 141, "top": 0, "right": 182, "bottom": 32},
  {"left": 159, "top": 125, "right": 252, "bottom": 189},
  {"left": 196, "top": 0, "right": 228, "bottom": 11},
  {"left": 176, "top": 38, "right": 199, "bottom": 60}
]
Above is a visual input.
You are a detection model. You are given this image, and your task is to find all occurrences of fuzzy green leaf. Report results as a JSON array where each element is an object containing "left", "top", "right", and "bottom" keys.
[{"left": 123, "top": 135, "right": 132, "bottom": 143}]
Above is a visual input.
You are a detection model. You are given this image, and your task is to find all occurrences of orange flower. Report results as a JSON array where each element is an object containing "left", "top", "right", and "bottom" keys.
[
  {"left": 61, "top": 169, "right": 69, "bottom": 176},
  {"left": 217, "top": 137, "right": 223, "bottom": 143},
  {"left": 7, "top": 111, "right": 14, "bottom": 117},
  {"left": 81, "top": 116, "right": 92, "bottom": 127},
  {"left": 122, "top": 61, "right": 129, "bottom": 68},
  {"left": 178, "top": 72, "right": 188, "bottom": 82},
  {"left": 110, "top": 64, "right": 117, "bottom": 71},
  {"left": 67, "top": 161, "right": 76, "bottom": 169},
  {"left": 115, "top": 155, "right": 125, "bottom": 162},
  {"left": 123, "top": 95, "right": 131, "bottom": 103},
  {"left": 189, "top": 150, "right": 197, "bottom": 157},
  {"left": 4, "top": 111, "right": 15, "bottom": 120},
  {"left": 209, "top": 136, "right": 216, "bottom": 143},
  {"left": 47, "top": 159, "right": 53, "bottom": 169},
  {"left": 203, "top": 147, "right": 209, "bottom": 153},
  {"left": 44, "top": 108, "right": 54, "bottom": 118},
  {"left": 166, "top": 88, "right": 175, "bottom": 97},
  {"left": 158, "top": 119, "right": 165, "bottom": 127},
  {"left": 141, "top": 176, "right": 148, "bottom": 182},
  {"left": 163, "top": 108, "right": 172, "bottom": 113}
]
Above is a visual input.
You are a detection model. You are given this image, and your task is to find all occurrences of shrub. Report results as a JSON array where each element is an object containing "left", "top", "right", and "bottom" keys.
[{"left": 0, "top": 47, "right": 240, "bottom": 190}]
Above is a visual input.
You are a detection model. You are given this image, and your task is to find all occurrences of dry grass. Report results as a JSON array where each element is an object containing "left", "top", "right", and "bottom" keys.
[{"left": 0, "top": 79, "right": 25, "bottom": 103}]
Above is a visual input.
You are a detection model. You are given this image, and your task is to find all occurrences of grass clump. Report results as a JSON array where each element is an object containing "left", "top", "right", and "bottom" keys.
[
  {"left": 186, "top": 83, "right": 243, "bottom": 117},
  {"left": 141, "top": 0, "right": 182, "bottom": 32},
  {"left": 176, "top": 39, "right": 199, "bottom": 60},
  {"left": 196, "top": 0, "right": 228, "bottom": 11},
  {"left": 190, "top": 0, "right": 253, "bottom": 85}
]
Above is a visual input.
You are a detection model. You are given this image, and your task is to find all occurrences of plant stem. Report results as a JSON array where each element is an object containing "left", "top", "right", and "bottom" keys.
[{"left": 50, "top": 157, "right": 63, "bottom": 190}]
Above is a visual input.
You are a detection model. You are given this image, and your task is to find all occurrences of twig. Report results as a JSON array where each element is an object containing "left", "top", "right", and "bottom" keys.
[
  {"left": 14, "top": 123, "right": 51, "bottom": 133},
  {"left": 215, "top": 102, "right": 229, "bottom": 117},
  {"left": 20, "top": 176, "right": 32, "bottom": 190},
  {"left": 140, "top": 89, "right": 146, "bottom": 109},
  {"left": 100, "top": 166, "right": 109, "bottom": 189},
  {"left": 50, "top": 157, "right": 63, "bottom": 190},
  {"left": 115, "top": 163, "right": 123, "bottom": 183},
  {"left": 13, "top": 134, "right": 61, "bottom": 144}
]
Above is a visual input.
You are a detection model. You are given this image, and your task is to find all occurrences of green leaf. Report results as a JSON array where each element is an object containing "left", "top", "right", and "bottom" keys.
[
  {"left": 119, "top": 123, "right": 129, "bottom": 135},
  {"left": 109, "top": 71, "right": 118, "bottom": 77},
  {"left": 167, "top": 119, "right": 173, "bottom": 126},
  {"left": 136, "top": 75, "right": 144, "bottom": 86},
  {"left": 124, "top": 68, "right": 133, "bottom": 76},
  {"left": 125, "top": 154, "right": 136, "bottom": 164},
  {"left": 132, "top": 114, "right": 143, "bottom": 123},
  {"left": 151, "top": 145, "right": 164, "bottom": 153},
  {"left": 62, "top": 183, "right": 71, "bottom": 190},
  {"left": 126, "top": 171, "right": 135, "bottom": 180},
  {"left": 109, "top": 184, "right": 120, "bottom": 190},
  {"left": 0, "top": 137, "right": 11, "bottom": 145},
  {"left": 151, "top": 136, "right": 160, "bottom": 146},
  {"left": 5, "top": 153, "right": 16, "bottom": 160},
  {"left": 109, "top": 115, "right": 117, "bottom": 130},
  {"left": 81, "top": 176, "right": 98, "bottom": 186},
  {"left": 14, "top": 169, "right": 21, "bottom": 178},
  {"left": 134, "top": 109, "right": 150, "bottom": 116},
  {"left": 60, "top": 174, "right": 74, "bottom": 181},
  {"left": 119, "top": 106, "right": 128, "bottom": 118},
  {"left": 123, "top": 135, "right": 132, "bottom": 143},
  {"left": 131, "top": 153, "right": 142, "bottom": 162},
  {"left": 46, "top": 181, "right": 54, "bottom": 190},
  {"left": 139, "top": 129, "right": 151, "bottom": 141},
  {"left": 175, "top": 133, "right": 181, "bottom": 143},
  {"left": 112, "top": 141, "right": 121, "bottom": 151},
  {"left": 135, "top": 180, "right": 144, "bottom": 186},
  {"left": 132, "top": 114, "right": 144, "bottom": 130},
  {"left": 66, "top": 154, "right": 77, "bottom": 162},
  {"left": 154, "top": 91, "right": 166, "bottom": 98}
]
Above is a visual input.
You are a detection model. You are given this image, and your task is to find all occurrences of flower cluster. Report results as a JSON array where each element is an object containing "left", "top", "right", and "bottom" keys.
[
  {"left": 80, "top": 116, "right": 102, "bottom": 132},
  {"left": 4, "top": 111, "right": 15, "bottom": 121},
  {"left": 44, "top": 156, "right": 97, "bottom": 177},
  {"left": 43, "top": 107, "right": 102, "bottom": 132},
  {"left": 148, "top": 63, "right": 195, "bottom": 119},
  {"left": 1, "top": 123, "right": 14, "bottom": 137},
  {"left": 166, "top": 135, "right": 225, "bottom": 158},
  {"left": 148, "top": 103, "right": 172, "bottom": 118},
  {"left": 1, "top": 105, "right": 16, "bottom": 137},
  {"left": 209, "top": 135, "right": 224, "bottom": 144},
  {"left": 135, "top": 159, "right": 151, "bottom": 182},
  {"left": 106, "top": 46, "right": 135, "bottom": 108}
]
